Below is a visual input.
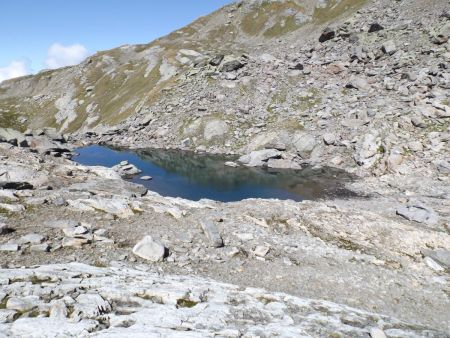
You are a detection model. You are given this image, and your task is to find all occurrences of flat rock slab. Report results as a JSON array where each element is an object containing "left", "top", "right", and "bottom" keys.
[
  {"left": 0, "top": 263, "right": 443, "bottom": 337},
  {"left": 68, "top": 179, "right": 147, "bottom": 198},
  {"left": 396, "top": 203, "right": 439, "bottom": 225}
]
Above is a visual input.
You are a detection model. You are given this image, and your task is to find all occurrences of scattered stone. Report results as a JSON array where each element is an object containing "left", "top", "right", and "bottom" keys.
[
  {"left": 18, "top": 233, "right": 46, "bottom": 245},
  {"left": 0, "top": 182, "right": 33, "bottom": 190},
  {"left": 200, "top": 221, "right": 224, "bottom": 248},
  {"left": 346, "top": 76, "right": 370, "bottom": 91},
  {"left": 220, "top": 58, "right": 245, "bottom": 72},
  {"left": 323, "top": 133, "right": 336, "bottom": 145},
  {"left": 254, "top": 245, "right": 270, "bottom": 257},
  {"left": 354, "top": 134, "right": 381, "bottom": 167},
  {"left": 62, "top": 237, "right": 90, "bottom": 248},
  {"left": 132, "top": 236, "right": 167, "bottom": 262},
  {"left": 368, "top": 23, "right": 384, "bottom": 33},
  {"left": 63, "top": 225, "right": 89, "bottom": 238},
  {"left": 408, "top": 141, "right": 423, "bottom": 152},
  {"left": 47, "top": 220, "right": 80, "bottom": 229},
  {"left": 30, "top": 243, "right": 50, "bottom": 252},
  {"left": 382, "top": 40, "right": 397, "bottom": 55},
  {"left": 319, "top": 27, "right": 335, "bottom": 42},
  {"left": 0, "top": 243, "right": 19, "bottom": 252},
  {"left": 411, "top": 116, "right": 426, "bottom": 128},
  {"left": 0, "top": 223, "right": 14, "bottom": 235},
  {"left": 140, "top": 176, "right": 152, "bottom": 181},
  {"left": 210, "top": 54, "right": 224, "bottom": 66}
]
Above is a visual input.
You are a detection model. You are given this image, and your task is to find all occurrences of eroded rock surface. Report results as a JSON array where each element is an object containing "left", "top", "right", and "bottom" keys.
[{"left": 0, "top": 263, "right": 445, "bottom": 337}]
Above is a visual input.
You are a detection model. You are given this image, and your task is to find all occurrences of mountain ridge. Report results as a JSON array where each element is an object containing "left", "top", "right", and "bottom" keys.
[{"left": 0, "top": 0, "right": 367, "bottom": 133}]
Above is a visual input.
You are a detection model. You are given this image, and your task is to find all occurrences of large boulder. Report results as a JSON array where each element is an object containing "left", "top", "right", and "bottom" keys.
[
  {"left": 132, "top": 236, "right": 167, "bottom": 262},
  {"left": 220, "top": 56, "right": 246, "bottom": 72},
  {"left": 0, "top": 164, "right": 48, "bottom": 188},
  {"left": 0, "top": 128, "right": 27, "bottom": 147},
  {"left": 354, "top": 134, "right": 382, "bottom": 167},
  {"left": 292, "top": 133, "right": 317, "bottom": 159},
  {"left": 28, "top": 136, "right": 70, "bottom": 154},
  {"left": 319, "top": 27, "right": 335, "bottom": 42},
  {"left": 238, "top": 149, "right": 281, "bottom": 167},
  {"left": 43, "top": 128, "right": 66, "bottom": 143},
  {"left": 112, "top": 161, "right": 142, "bottom": 178},
  {"left": 203, "top": 120, "right": 229, "bottom": 141}
]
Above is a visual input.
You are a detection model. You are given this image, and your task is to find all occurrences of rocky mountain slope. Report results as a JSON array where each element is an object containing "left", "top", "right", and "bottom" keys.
[
  {"left": 1, "top": 0, "right": 449, "bottom": 178},
  {"left": 1, "top": 0, "right": 363, "bottom": 132}
]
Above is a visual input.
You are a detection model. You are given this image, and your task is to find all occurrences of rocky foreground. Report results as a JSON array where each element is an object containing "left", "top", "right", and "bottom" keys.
[{"left": 0, "top": 128, "right": 449, "bottom": 337}]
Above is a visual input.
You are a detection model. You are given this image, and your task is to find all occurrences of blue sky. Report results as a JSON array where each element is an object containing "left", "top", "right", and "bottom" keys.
[{"left": 0, "top": 0, "right": 232, "bottom": 81}]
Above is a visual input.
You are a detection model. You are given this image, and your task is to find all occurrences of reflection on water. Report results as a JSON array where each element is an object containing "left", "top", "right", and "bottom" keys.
[{"left": 74, "top": 145, "right": 357, "bottom": 202}]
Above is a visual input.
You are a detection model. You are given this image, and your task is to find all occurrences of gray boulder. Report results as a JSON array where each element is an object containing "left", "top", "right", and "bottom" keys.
[
  {"left": 238, "top": 149, "right": 281, "bottom": 167},
  {"left": 319, "top": 27, "right": 335, "bottom": 42},
  {"left": 0, "top": 128, "right": 27, "bottom": 147},
  {"left": 43, "top": 128, "right": 65, "bottom": 143},
  {"left": 293, "top": 133, "right": 317, "bottom": 159},
  {"left": 132, "top": 236, "right": 167, "bottom": 262},
  {"left": 112, "top": 161, "right": 142, "bottom": 178},
  {"left": 204, "top": 120, "right": 229, "bottom": 141},
  {"left": 28, "top": 136, "right": 70, "bottom": 154},
  {"left": 346, "top": 76, "right": 370, "bottom": 91},
  {"left": 382, "top": 40, "right": 397, "bottom": 55},
  {"left": 200, "top": 221, "right": 224, "bottom": 248},
  {"left": 220, "top": 57, "right": 245, "bottom": 72},
  {"left": 354, "top": 134, "right": 381, "bottom": 167}
]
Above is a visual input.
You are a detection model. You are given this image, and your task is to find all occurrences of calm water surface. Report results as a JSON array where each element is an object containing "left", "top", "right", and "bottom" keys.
[{"left": 73, "top": 145, "right": 356, "bottom": 202}]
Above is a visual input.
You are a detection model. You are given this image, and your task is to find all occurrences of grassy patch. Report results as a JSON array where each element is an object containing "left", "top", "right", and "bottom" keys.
[
  {"left": 241, "top": 0, "right": 305, "bottom": 37},
  {"left": 313, "top": 0, "right": 367, "bottom": 24},
  {"left": 291, "top": 88, "right": 322, "bottom": 112},
  {"left": 0, "top": 296, "right": 9, "bottom": 309},
  {"left": 176, "top": 298, "right": 198, "bottom": 308},
  {"left": 264, "top": 15, "right": 302, "bottom": 38}
]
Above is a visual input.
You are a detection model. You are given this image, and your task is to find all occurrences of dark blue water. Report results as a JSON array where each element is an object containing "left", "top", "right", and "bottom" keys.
[{"left": 73, "top": 145, "right": 356, "bottom": 202}]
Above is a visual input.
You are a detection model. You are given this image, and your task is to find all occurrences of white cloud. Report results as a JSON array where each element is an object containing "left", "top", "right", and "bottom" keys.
[
  {"left": 0, "top": 60, "right": 29, "bottom": 83},
  {"left": 45, "top": 43, "right": 89, "bottom": 69}
]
